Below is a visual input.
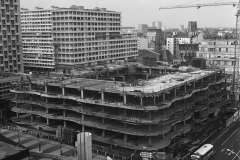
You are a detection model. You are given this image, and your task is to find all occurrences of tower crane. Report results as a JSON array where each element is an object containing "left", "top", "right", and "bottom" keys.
[{"left": 159, "top": 0, "right": 240, "bottom": 108}]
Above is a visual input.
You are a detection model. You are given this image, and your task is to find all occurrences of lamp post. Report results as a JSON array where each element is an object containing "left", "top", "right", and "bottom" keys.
[{"left": 227, "top": 149, "right": 240, "bottom": 159}]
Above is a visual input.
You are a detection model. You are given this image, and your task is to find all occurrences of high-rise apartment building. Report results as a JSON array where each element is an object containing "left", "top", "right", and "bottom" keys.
[
  {"left": 188, "top": 21, "right": 197, "bottom": 32},
  {"left": 21, "top": 6, "right": 138, "bottom": 72},
  {"left": 0, "top": 0, "right": 23, "bottom": 73},
  {"left": 138, "top": 24, "right": 148, "bottom": 34},
  {"left": 180, "top": 25, "right": 184, "bottom": 32},
  {"left": 152, "top": 21, "right": 162, "bottom": 29}
]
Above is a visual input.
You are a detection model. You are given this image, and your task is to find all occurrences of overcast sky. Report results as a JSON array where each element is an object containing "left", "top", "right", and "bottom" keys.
[{"left": 20, "top": 0, "right": 236, "bottom": 28}]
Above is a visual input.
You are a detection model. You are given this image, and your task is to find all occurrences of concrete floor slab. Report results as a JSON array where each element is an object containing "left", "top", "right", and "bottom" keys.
[
  {"left": 4, "top": 133, "right": 17, "bottom": 138},
  {"left": 49, "top": 148, "right": 69, "bottom": 155},
  {"left": 31, "top": 144, "right": 54, "bottom": 152},
  {"left": 22, "top": 140, "right": 39, "bottom": 147},
  {"left": 12, "top": 137, "right": 27, "bottom": 142}
]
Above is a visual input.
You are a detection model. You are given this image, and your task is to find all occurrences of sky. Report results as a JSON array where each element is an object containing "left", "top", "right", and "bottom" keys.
[{"left": 20, "top": 0, "right": 236, "bottom": 28}]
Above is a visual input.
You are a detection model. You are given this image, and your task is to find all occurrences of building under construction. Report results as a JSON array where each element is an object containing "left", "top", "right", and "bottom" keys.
[{"left": 10, "top": 65, "right": 231, "bottom": 158}]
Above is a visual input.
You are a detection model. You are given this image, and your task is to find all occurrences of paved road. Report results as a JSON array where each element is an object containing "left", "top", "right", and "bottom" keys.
[
  {"left": 211, "top": 121, "right": 240, "bottom": 160},
  {"left": 0, "top": 129, "right": 106, "bottom": 160}
]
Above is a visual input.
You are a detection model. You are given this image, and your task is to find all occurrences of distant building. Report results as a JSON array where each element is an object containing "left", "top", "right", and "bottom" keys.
[
  {"left": 138, "top": 24, "right": 148, "bottom": 34},
  {"left": 188, "top": 21, "right": 197, "bottom": 32},
  {"left": 180, "top": 25, "right": 184, "bottom": 32},
  {"left": 21, "top": 6, "right": 138, "bottom": 72},
  {"left": 152, "top": 21, "right": 162, "bottom": 29},
  {"left": 137, "top": 37, "right": 148, "bottom": 50},
  {"left": 162, "top": 25, "right": 165, "bottom": 31},
  {"left": 146, "top": 29, "right": 164, "bottom": 53},
  {"left": 0, "top": 0, "right": 23, "bottom": 73},
  {"left": 121, "top": 27, "right": 137, "bottom": 38},
  {"left": 196, "top": 39, "right": 237, "bottom": 74}
]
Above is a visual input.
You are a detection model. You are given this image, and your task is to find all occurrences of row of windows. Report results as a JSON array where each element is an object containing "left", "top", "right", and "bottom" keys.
[{"left": 52, "top": 11, "right": 120, "bottom": 17}]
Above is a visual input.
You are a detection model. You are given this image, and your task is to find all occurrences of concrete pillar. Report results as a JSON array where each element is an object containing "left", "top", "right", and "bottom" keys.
[
  {"left": 148, "top": 137, "right": 152, "bottom": 147},
  {"left": 146, "top": 75, "right": 148, "bottom": 80},
  {"left": 227, "top": 94, "right": 230, "bottom": 99},
  {"left": 201, "top": 79, "right": 203, "bottom": 85},
  {"left": 96, "top": 74, "right": 99, "bottom": 80},
  {"left": 62, "top": 87, "right": 65, "bottom": 96},
  {"left": 149, "top": 124, "right": 152, "bottom": 132},
  {"left": 162, "top": 133, "right": 165, "bottom": 139},
  {"left": 46, "top": 98, "right": 48, "bottom": 103},
  {"left": 16, "top": 103, "right": 18, "bottom": 108},
  {"left": 29, "top": 94, "right": 32, "bottom": 101},
  {"left": 64, "top": 121, "right": 67, "bottom": 128},
  {"left": 82, "top": 114, "right": 85, "bottom": 121},
  {"left": 30, "top": 106, "right": 33, "bottom": 111},
  {"left": 193, "top": 82, "right": 195, "bottom": 89},
  {"left": 29, "top": 84, "right": 31, "bottom": 91},
  {"left": 174, "top": 124, "right": 176, "bottom": 132},
  {"left": 140, "top": 97, "right": 143, "bottom": 106},
  {"left": 101, "top": 90, "right": 104, "bottom": 101},
  {"left": 81, "top": 89, "right": 84, "bottom": 99},
  {"left": 183, "top": 120, "right": 186, "bottom": 125},
  {"left": 123, "top": 95, "right": 127, "bottom": 104},
  {"left": 215, "top": 73, "right": 217, "bottom": 81},
  {"left": 117, "top": 70, "right": 120, "bottom": 76},
  {"left": 149, "top": 68, "right": 152, "bottom": 75},
  {"left": 16, "top": 112, "right": 19, "bottom": 118},
  {"left": 82, "top": 125, "right": 85, "bottom": 132},
  {"left": 45, "top": 85, "right": 47, "bottom": 93},
  {"left": 163, "top": 93, "right": 165, "bottom": 101},
  {"left": 153, "top": 96, "right": 156, "bottom": 105},
  {"left": 31, "top": 114, "right": 34, "bottom": 122},
  {"left": 106, "top": 72, "right": 109, "bottom": 78},
  {"left": 46, "top": 118, "right": 49, "bottom": 125},
  {"left": 174, "top": 89, "right": 177, "bottom": 97},
  {"left": 102, "top": 118, "right": 105, "bottom": 124},
  {"left": 184, "top": 84, "right": 187, "bottom": 93},
  {"left": 63, "top": 110, "right": 66, "bottom": 117},
  {"left": 102, "top": 130, "right": 105, "bottom": 137},
  {"left": 124, "top": 134, "right": 128, "bottom": 142},
  {"left": 46, "top": 108, "right": 49, "bottom": 114}
]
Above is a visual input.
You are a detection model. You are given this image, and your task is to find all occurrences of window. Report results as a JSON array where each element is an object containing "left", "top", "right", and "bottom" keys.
[{"left": 226, "top": 48, "right": 228, "bottom": 52}]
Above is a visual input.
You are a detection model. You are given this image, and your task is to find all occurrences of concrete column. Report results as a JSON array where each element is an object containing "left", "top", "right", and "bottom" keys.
[
  {"left": 82, "top": 114, "right": 85, "bottom": 121},
  {"left": 64, "top": 121, "right": 67, "bottom": 128},
  {"left": 227, "top": 95, "right": 230, "bottom": 99},
  {"left": 174, "top": 89, "right": 177, "bottom": 97},
  {"left": 62, "top": 87, "right": 65, "bottom": 96},
  {"left": 16, "top": 103, "right": 18, "bottom": 108},
  {"left": 149, "top": 68, "right": 152, "bottom": 75},
  {"left": 146, "top": 75, "right": 148, "bottom": 80},
  {"left": 30, "top": 106, "right": 33, "bottom": 111},
  {"left": 183, "top": 120, "right": 186, "bottom": 125},
  {"left": 46, "top": 98, "right": 48, "bottom": 103},
  {"left": 140, "top": 97, "right": 143, "bottom": 106},
  {"left": 107, "top": 72, "right": 109, "bottom": 78},
  {"left": 16, "top": 112, "right": 19, "bottom": 118},
  {"left": 215, "top": 73, "right": 217, "bottom": 81},
  {"left": 63, "top": 110, "right": 66, "bottom": 117},
  {"left": 123, "top": 95, "right": 127, "bottom": 104},
  {"left": 117, "top": 70, "right": 120, "bottom": 76},
  {"left": 162, "top": 133, "right": 165, "bottom": 139},
  {"left": 96, "top": 74, "right": 99, "bottom": 80},
  {"left": 82, "top": 125, "right": 85, "bottom": 132},
  {"left": 193, "top": 82, "right": 195, "bottom": 89},
  {"left": 46, "top": 108, "right": 49, "bottom": 114},
  {"left": 184, "top": 84, "right": 187, "bottom": 93},
  {"left": 45, "top": 85, "right": 47, "bottom": 93},
  {"left": 29, "top": 84, "right": 31, "bottom": 91},
  {"left": 149, "top": 124, "right": 152, "bottom": 132},
  {"left": 153, "top": 96, "right": 156, "bottom": 105},
  {"left": 31, "top": 114, "right": 34, "bottom": 122},
  {"left": 174, "top": 124, "right": 176, "bottom": 132},
  {"left": 101, "top": 90, "right": 104, "bottom": 101},
  {"left": 102, "top": 130, "right": 105, "bottom": 137},
  {"left": 102, "top": 118, "right": 105, "bottom": 124},
  {"left": 81, "top": 89, "right": 84, "bottom": 99},
  {"left": 46, "top": 118, "right": 49, "bottom": 125},
  {"left": 122, "top": 76, "right": 125, "bottom": 82},
  {"left": 124, "top": 134, "right": 128, "bottom": 142},
  {"left": 29, "top": 94, "right": 32, "bottom": 101},
  {"left": 148, "top": 137, "right": 152, "bottom": 147},
  {"left": 163, "top": 93, "right": 165, "bottom": 101},
  {"left": 201, "top": 79, "right": 203, "bottom": 85}
]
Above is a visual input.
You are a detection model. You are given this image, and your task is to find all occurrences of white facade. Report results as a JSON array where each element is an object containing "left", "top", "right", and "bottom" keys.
[
  {"left": 196, "top": 39, "right": 238, "bottom": 74},
  {"left": 152, "top": 21, "right": 162, "bottom": 29},
  {"left": 137, "top": 37, "right": 148, "bottom": 50},
  {"left": 21, "top": 6, "right": 138, "bottom": 71},
  {"left": 21, "top": 8, "right": 54, "bottom": 71}
]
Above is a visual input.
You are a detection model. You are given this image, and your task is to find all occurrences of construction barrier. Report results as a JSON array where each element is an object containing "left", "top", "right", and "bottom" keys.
[{"left": 226, "top": 110, "right": 239, "bottom": 127}]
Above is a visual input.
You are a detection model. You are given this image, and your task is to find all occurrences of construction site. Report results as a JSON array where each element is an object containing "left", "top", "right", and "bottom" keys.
[{"left": 8, "top": 62, "right": 233, "bottom": 159}]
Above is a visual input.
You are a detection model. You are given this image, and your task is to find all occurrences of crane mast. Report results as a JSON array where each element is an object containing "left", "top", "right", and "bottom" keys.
[{"left": 159, "top": 1, "right": 240, "bottom": 108}]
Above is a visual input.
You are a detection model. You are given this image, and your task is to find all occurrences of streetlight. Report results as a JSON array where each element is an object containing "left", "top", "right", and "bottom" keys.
[{"left": 227, "top": 149, "right": 240, "bottom": 159}]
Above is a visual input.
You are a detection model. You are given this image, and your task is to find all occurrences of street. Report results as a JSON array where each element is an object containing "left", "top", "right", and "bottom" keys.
[{"left": 211, "top": 121, "right": 240, "bottom": 160}]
